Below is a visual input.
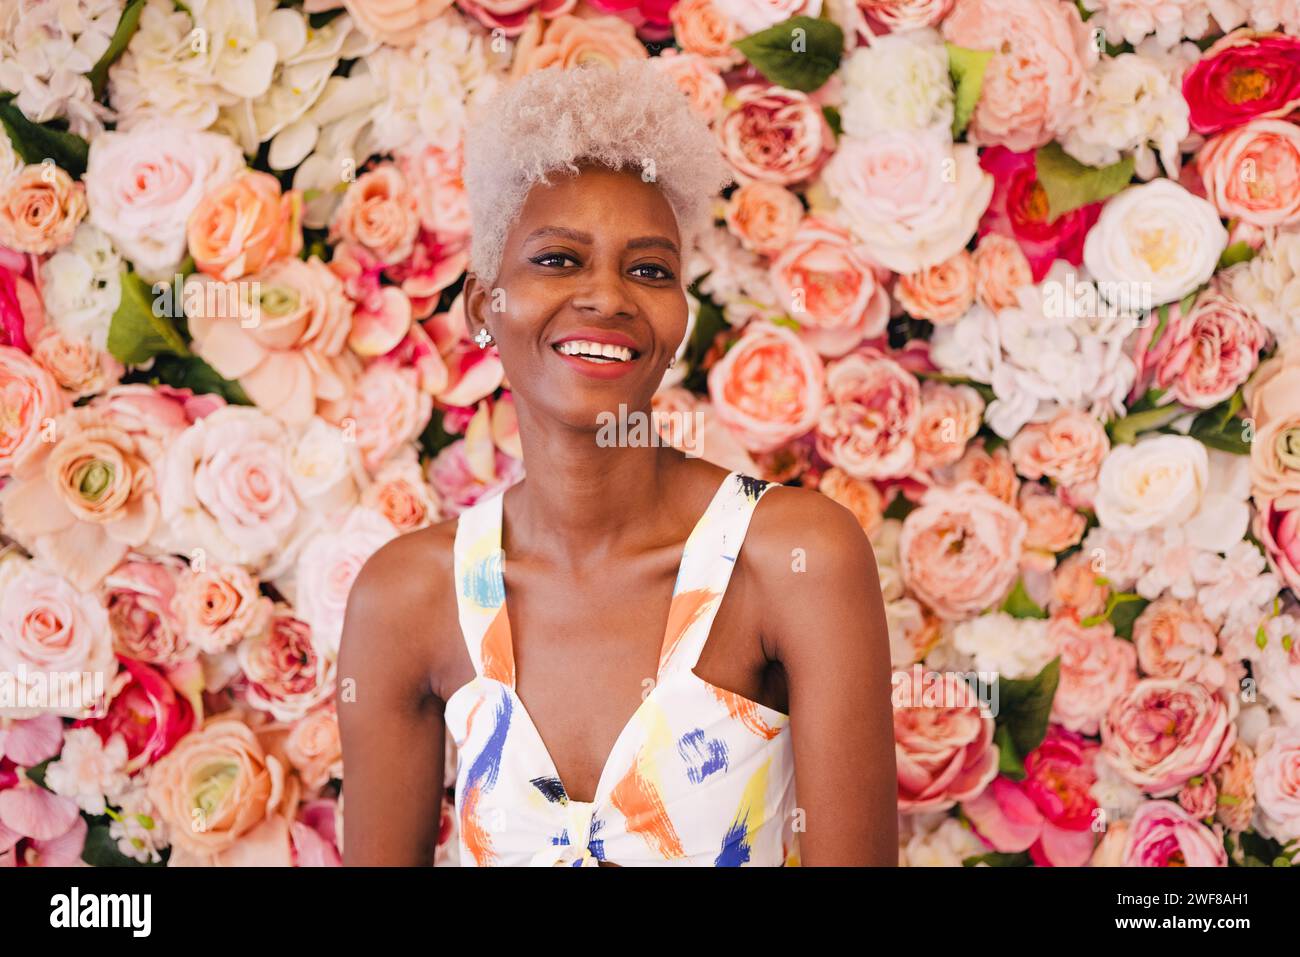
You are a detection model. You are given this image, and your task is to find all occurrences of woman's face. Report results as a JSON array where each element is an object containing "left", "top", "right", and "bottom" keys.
[{"left": 466, "top": 162, "right": 688, "bottom": 430}]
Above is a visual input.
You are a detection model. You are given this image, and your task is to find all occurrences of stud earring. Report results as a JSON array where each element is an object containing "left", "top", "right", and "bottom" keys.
[
  {"left": 473, "top": 328, "right": 494, "bottom": 349},
  {"left": 667, "top": 355, "right": 677, "bottom": 368}
]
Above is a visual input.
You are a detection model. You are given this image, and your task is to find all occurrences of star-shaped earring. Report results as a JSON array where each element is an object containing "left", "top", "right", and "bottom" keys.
[{"left": 473, "top": 328, "right": 494, "bottom": 349}]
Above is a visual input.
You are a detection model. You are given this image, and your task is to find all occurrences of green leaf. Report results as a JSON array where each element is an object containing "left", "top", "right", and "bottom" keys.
[
  {"left": 1082, "top": 592, "right": 1150, "bottom": 639},
  {"left": 963, "top": 850, "right": 1032, "bottom": 867},
  {"left": 997, "top": 658, "right": 1060, "bottom": 760},
  {"left": 1034, "top": 141, "right": 1135, "bottom": 221},
  {"left": 0, "top": 95, "right": 90, "bottom": 179},
  {"left": 86, "top": 0, "right": 145, "bottom": 97},
  {"left": 418, "top": 408, "right": 459, "bottom": 461},
  {"left": 946, "top": 44, "right": 993, "bottom": 140},
  {"left": 1218, "top": 239, "right": 1256, "bottom": 270},
  {"left": 821, "top": 104, "right": 842, "bottom": 138},
  {"left": 882, "top": 492, "right": 918, "bottom": 522},
  {"left": 1001, "top": 578, "right": 1048, "bottom": 619},
  {"left": 142, "top": 353, "right": 251, "bottom": 405},
  {"left": 1189, "top": 390, "right": 1249, "bottom": 455},
  {"left": 81, "top": 819, "right": 158, "bottom": 867},
  {"left": 995, "top": 724, "right": 1025, "bottom": 779},
  {"left": 106, "top": 269, "right": 191, "bottom": 365},
  {"left": 1106, "top": 402, "right": 1185, "bottom": 446},
  {"left": 917, "top": 371, "right": 996, "bottom": 404},
  {"left": 731, "top": 15, "right": 844, "bottom": 93},
  {"left": 680, "top": 292, "right": 728, "bottom": 394}
]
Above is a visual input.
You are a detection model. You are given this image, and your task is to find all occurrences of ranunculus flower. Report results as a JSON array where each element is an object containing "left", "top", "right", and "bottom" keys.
[
  {"left": 1082, "top": 178, "right": 1228, "bottom": 307},
  {"left": 892, "top": 666, "right": 998, "bottom": 813},
  {"left": 707, "top": 320, "right": 825, "bottom": 454},
  {"left": 717, "top": 83, "right": 835, "bottom": 187},
  {"left": 896, "top": 250, "right": 976, "bottom": 326},
  {"left": 822, "top": 127, "right": 993, "bottom": 274},
  {"left": 1183, "top": 29, "right": 1300, "bottom": 136},
  {"left": 0, "top": 343, "right": 68, "bottom": 477},
  {"left": 175, "top": 562, "right": 273, "bottom": 656},
  {"left": 509, "top": 12, "right": 648, "bottom": 77},
  {"left": 725, "top": 180, "right": 805, "bottom": 258},
  {"left": 1120, "top": 800, "right": 1228, "bottom": 866},
  {"left": 1050, "top": 614, "right": 1138, "bottom": 737},
  {"left": 0, "top": 164, "right": 88, "bottom": 254},
  {"left": 898, "top": 481, "right": 1026, "bottom": 619},
  {"left": 72, "top": 656, "right": 195, "bottom": 774},
  {"left": 1197, "top": 117, "right": 1300, "bottom": 227},
  {"left": 940, "top": 0, "right": 1095, "bottom": 152},
  {"left": 238, "top": 608, "right": 335, "bottom": 722},
  {"left": 769, "top": 216, "right": 890, "bottom": 357},
  {"left": 815, "top": 349, "right": 920, "bottom": 480},
  {"left": 1245, "top": 338, "right": 1300, "bottom": 506},
  {"left": 0, "top": 565, "right": 117, "bottom": 719},
  {"left": 84, "top": 120, "right": 245, "bottom": 282},
  {"left": 186, "top": 171, "right": 303, "bottom": 282},
  {"left": 977, "top": 146, "right": 1102, "bottom": 282},
  {"left": 146, "top": 715, "right": 299, "bottom": 864},
  {"left": 1, "top": 405, "right": 160, "bottom": 591},
  {"left": 1100, "top": 677, "right": 1236, "bottom": 797},
  {"left": 962, "top": 725, "right": 1099, "bottom": 867}
]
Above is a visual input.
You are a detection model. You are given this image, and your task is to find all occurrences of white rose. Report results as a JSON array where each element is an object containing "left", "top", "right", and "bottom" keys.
[
  {"left": 951, "top": 611, "right": 1055, "bottom": 680},
  {"left": 1095, "top": 434, "right": 1249, "bottom": 551},
  {"left": 1082, "top": 178, "right": 1227, "bottom": 307},
  {"left": 39, "top": 222, "right": 122, "bottom": 350},
  {"left": 840, "top": 29, "right": 954, "bottom": 138},
  {"left": 85, "top": 118, "right": 245, "bottom": 282},
  {"left": 902, "top": 816, "right": 991, "bottom": 867},
  {"left": 289, "top": 416, "right": 368, "bottom": 515}
]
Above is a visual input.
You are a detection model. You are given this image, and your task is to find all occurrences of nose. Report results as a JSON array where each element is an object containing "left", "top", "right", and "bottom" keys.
[{"left": 569, "top": 262, "right": 637, "bottom": 322}]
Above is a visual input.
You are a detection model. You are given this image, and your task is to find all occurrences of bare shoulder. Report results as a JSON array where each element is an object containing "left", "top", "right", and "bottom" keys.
[{"left": 340, "top": 514, "right": 466, "bottom": 703}]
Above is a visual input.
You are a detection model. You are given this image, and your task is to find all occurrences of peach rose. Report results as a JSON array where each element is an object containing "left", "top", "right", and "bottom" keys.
[
  {"left": 1048, "top": 551, "right": 1109, "bottom": 621},
  {"left": 944, "top": 442, "right": 1019, "bottom": 504},
  {"left": 348, "top": 362, "right": 434, "bottom": 473},
  {"left": 653, "top": 49, "right": 727, "bottom": 124},
  {"left": 187, "top": 171, "right": 303, "bottom": 282},
  {"left": 893, "top": 666, "right": 999, "bottom": 813},
  {"left": 972, "top": 231, "right": 1034, "bottom": 312},
  {"left": 342, "top": 0, "right": 455, "bottom": 45},
  {"left": 285, "top": 705, "right": 343, "bottom": 791},
  {"left": 362, "top": 452, "right": 442, "bottom": 532},
  {"left": 0, "top": 164, "right": 87, "bottom": 254},
  {"left": 707, "top": 320, "right": 825, "bottom": 454},
  {"left": 330, "top": 164, "right": 421, "bottom": 265},
  {"left": 146, "top": 715, "right": 299, "bottom": 860},
  {"left": 912, "top": 380, "right": 983, "bottom": 473},
  {"left": 1212, "top": 740, "right": 1256, "bottom": 833},
  {"left": 816, "top": 466, "right": 884, "bottom": 535},
  {"left": 1008, "top": 407, "right": 1109, "bottom": 499},
  {"left": 239, "top": 608, "right": 335, "bottom": 722},
  {"left": 510, "top": 13, "right": 648, "bottom": 77},
  {"left": 1121, "top": 800, "right": 1228, "bottom": 867},
  {"left": 859, "top": 0, "right": 954, "bottom": 30},
  {"left": 717, "top": 84, "right": 835, "bottom": 187},
  {"left": 816, "top": 349, "right": 920, "bottom": 480},
  {"left": 898, "top": 480, "right": 1027, "bottom": 619},
  {"left": 1131, "top": 596, "right": 1219, "bottom": 683},
  {"left": 1018, "top": 483, "right": 1086, "bottom": 564},
  {"left": 1244, "top": 339, "right": 1300, "bottom": 506},
  {"left": 0, "top": 344, "right": 69, "bottom": 477},
  {"left": 725, "top": 180, "right": 804, "bottom": 258},
  {"left": 185, "top": 257, "right": 359, "bottom": 427},
  {"left": 896, "top": 250, "right": 977, "bottom": 326},
  {"left": 175, "top": 562, "right": 273, "bottom": 656},
  {"left": 1, "top": 406, "right": 159, "bottom": 591},
  {"left": 1198, "top": 117, "right": 1300, "bottom": 228},
  {"left": 1050, "top": 613, "right": 1137, "bottom": 737},
  {"left": 31, "top": 329, "right": 123, "bottom": 399},
  {"left": 940, "top": 0, "right": 1095, "bottom": 152},
  {"left": 1101, "top": 677, "right": 1236, "bottom": 797},
  {"left": 770, "top": 216, "right": 890, "bottom": 357},
  {"left": 395, "top": 140, "right": 471, "bottom": 238},
  {"left": 669, "top": 0, "right": 744, "bottom": 69}
]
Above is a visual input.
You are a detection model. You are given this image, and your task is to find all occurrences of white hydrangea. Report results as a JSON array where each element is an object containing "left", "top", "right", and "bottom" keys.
[
  {"left": 1090, "top": 748, "right": 1145, "bottom": 820},
  {"left": 39, "top": 222, "right": 122, "bottom": 351},
  {"left": 0, "top": 0, "right": 120, "bottom": 138},
  {"left": 1221, "top": 226, "right": 1300, "bottom": 344},
  {"left": 1193, "top": 541, "right": 1281, "bottom": 636},
  {"left": 43, "top": 727, "right": 130, "bottom": 816},
  {"left": 950, "top": 612, "right": 1056, "bottom": 680},
  {"left": 1080, "top": 0, "right": 1218, "bottom": 48},
  {"left": 1058, "top": 38, "right": 1199, "bottom": 181},
  {"left": 931, "top": 262, "right": 1137, "bottom": 438},
  {"left": 108, "top": 776, "right": 170, "bottom": 864},
  {"left": 901, "top": 816, "right": 991, "bottom": 866},
  {"left": 1251, "top": 610, "right": 1300, "bottom": 727},
  {"left": 839, "top": 28, "right": 954, "bottom": 139},
  {"left": 684, "top": 224, "right": 783, "bottom": 327}
]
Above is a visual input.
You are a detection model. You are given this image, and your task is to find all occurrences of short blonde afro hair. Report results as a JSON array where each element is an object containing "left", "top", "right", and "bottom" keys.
[{"left": 462, "top": 58, "right": 735, "bottom": 284}]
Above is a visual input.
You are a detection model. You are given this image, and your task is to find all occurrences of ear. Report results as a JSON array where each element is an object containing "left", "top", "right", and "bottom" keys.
[{"left": 462, "top": 271, "right": 488, "bottom": 339}]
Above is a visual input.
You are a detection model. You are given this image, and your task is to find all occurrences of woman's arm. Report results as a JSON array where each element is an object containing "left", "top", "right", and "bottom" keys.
[
  {"left": 337, "top": 538, "right": 448, "bottom": 866},
  {"left": 753, "top": 491, "right": 898, "bottom": 866}
]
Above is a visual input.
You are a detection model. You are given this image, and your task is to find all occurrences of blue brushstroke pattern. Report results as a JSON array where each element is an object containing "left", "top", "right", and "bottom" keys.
[
  {"left": 462, "top": 551, "right": 505, "bottom": 607},
  {"left": 464, "top": 687, "right": 512, "bottom": 798},
  {"left": 715, "top": 812, "right": 754, "bottom": 867},
  {"left": 678, "top": 727, "right": 729, "bottom": 784},
  {"left": 530, "top": 775, "right": 567, "bottom": 803}
]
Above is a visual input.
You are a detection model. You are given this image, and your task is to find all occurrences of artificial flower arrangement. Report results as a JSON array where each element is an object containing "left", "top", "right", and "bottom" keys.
[{"left": 1, "top": 0, "right": 1300, "bottom": 868}]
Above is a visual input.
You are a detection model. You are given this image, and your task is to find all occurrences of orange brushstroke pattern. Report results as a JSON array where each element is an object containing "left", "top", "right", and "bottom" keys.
[
  {"left": 609, "top": 753, "right": 685, "bottom": 859},
  {"left": 701, "top": 682, "right": 785, "bottom": 740},
  {"left": 480, "top": 604, "right": 515, "bottom": 686},
  {"left": 458, "top": 695, "right": 496, "bottom": 866},
  {"left": 657, "top": 587, "right": 717, "bottom": 674}
]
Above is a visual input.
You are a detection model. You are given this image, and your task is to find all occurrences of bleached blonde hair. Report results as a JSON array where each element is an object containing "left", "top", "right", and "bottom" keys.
[{"left": 462, "top": 58, "right": 735, "bottom": 284}]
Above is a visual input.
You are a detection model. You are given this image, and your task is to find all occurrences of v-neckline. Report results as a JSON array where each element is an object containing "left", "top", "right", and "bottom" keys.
[{"left": 491, "top": 469, "right": 739, "bottom": 807}]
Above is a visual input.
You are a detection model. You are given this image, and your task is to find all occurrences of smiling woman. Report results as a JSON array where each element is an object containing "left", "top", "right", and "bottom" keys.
[{"left": 336, "top": 58, "right": 897, "bottom": 868}]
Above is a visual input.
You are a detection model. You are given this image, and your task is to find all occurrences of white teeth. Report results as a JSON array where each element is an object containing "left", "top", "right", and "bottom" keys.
[{"left": 555, "top": 340, "right": 634, "bottom": 362}]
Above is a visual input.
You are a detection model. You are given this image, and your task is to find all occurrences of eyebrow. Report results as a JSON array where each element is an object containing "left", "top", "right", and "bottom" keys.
[{"left": 524, "top": 226, "right": 679, "bottom": 257}]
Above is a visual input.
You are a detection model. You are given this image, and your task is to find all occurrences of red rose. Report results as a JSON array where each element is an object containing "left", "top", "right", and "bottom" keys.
[{"left": 1183, "top": 29, "right": 1300, "bottom": 136}]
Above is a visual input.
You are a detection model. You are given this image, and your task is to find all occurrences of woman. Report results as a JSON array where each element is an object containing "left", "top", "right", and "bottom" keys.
[{"left": 337, "top": 59, "right": 897, "bottom": 866}]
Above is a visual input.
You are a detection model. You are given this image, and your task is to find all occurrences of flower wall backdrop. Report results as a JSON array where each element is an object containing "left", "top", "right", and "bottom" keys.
[{"left": 1, "top": 0, "right": 1300, "bottom": 868}]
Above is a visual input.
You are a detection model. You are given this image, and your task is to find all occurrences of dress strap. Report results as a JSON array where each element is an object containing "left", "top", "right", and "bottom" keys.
[
  {"left": 451, "top": 491, "right": 516, "bottom": 686},
  {"left": 656, "top": 472, "right": 777, "bottom": 680}
]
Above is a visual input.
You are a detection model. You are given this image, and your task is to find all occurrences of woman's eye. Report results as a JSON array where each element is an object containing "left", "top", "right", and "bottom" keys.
[
  {"left": 631, "top": 263, "right": 674, "bottom": 280},
  {"left": 531, "top": 252, "right": 576, "bottom": 268}
]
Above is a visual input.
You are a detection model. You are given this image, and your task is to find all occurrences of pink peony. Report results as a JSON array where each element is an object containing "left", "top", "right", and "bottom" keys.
[
  {"left": 815, "top": 348, "right": 920, "bottom": 480},
  {"left": 71, "top": 656, "right": 195, "bottom": 774},
  {"left": 1197, "top": 117, "right": 1300, "bottom": 227},
  {"left": 716, "top": 83, "right": 835, "bottom": 187},
  {"left": 1121, "top": 800, "right": 1228, "bottom": 866},
  {"left": 1183, "top": 29, "right": 1300, "bottom": 136},
  {"left": 1050, "top": 613, "right": 1138, "bottom": 737},
  {"left": 893, "top": 667, "right": 998, "bottom": 813}
]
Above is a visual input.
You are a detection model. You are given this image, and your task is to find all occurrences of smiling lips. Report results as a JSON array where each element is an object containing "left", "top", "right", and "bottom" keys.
[{"left": 551, "top": 331, "right": 643, "bottom": 379}]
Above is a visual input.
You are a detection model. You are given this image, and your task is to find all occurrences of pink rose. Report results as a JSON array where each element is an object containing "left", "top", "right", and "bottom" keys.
[
  {"left": 187, "top": 171, "right": 303, "bottom": 282},
  {"left": 942, "top": 442, "right": 1019, "bottom": 505},
  {"left": 892, "top": 666, "right": 998, "bottom": 813},
  {"left": 1018, "top": 483, "right": 1086, "bottom": 564},
  {"left": 912, "top": 381, "right": 983, "bottom": 473},
  {"left": 1050, "top": 614, "right": 1138, "bottom": 737},
  {"left": 716, "top": 83, "right": 835, "bottom": 186},
  {"left": 285, "top": 704, "right": 343, "bottom": 792},
  {"left": 103, "top": 558, "right": 188, "bottom": 667},
  {"left": 1101, "top": 677, "right": 1236, "bottom": 797},
  {"left": 1252, "top": 724, "right": 1300, "bottom": 845},
  {"left": 341, "top": 0, "right": 455, "bottom": 45},
  {"left": 1049, "top": 551, "right": 1110, "bottom": 621},
  {"left": 1121, "top": 800, "right": 1228, "bottom": 867},
  {"left": 457, "top": 0, "right": 580, "bottom": 38},
  {"left": 896, "top": 250, "right": 977, "bottom": 326},
  {"left": 347, "top": 362, "right": 434, "bottom": 473},
  {"left": 1245, "top": 341, "right": 1300, "bottom": 506},
  {"left": 363, "top": 453, "right": 442, "bottom": 532},
  {"left": 71, "top": 656, "right": 195, "bottom": 774},
  {"left": 238, "top": 608, "right": 335, "bottom": 723},
  {"left": 0, "top": 245, "right": 46, "bottom": 353},
  {"left": 1184, "top": 30, "right": 1300, "bottom": 136},
  {"left": 1197, "top": 117, "right": 1300, "bottom": 227},
  {"left": 1008, "top": 407, "right": 1110, "bottom": 502},
  {"left": 0, "top": 565, "right": 117, "bottom": 718},
  {"left": 1254, "top": 497, "right": 1300, "bottom": 593},
  {"left": 962, "top": 725, "right": 1099, "bottom": 867},
  {"left": 292, "top": 508, "right": 397, "bottom": 656},
  {"left": 724, "top": 180, "right": 805, "bottom": 258},
  {"left": 669, "top": 0, "right": 744, "bottom": 70},
  {"left": 1152, "top": 285, "right": 1267, "bottom": 409},
  {"left": 707, "top": 320, "right": 825, "bottom": 454},
  {"left": 941, "top": 0, "right": 1095, "bottom": 152},
  {"left": 815, "top": 349, "right": 920, "bottom": 480},
  {"left": 395, "top": 140, "right": 471, "bottom": 238},
  {"left": 31, "top": 329, "right": 123, "bottom": 399},
  {"left": 770, "top": 216, "right": 890, "bottom": 357},
  {"left": 1131, "top": 596, "right": 1219, "bottom": 683},
  {"left": 1214, "top": 740, "right": 1257, "bottom": 833},
  {"left": 653, "top": 49, "right": 727, "bottom": 124},
  {"left": 330, "top": 164, "right": 421, "bottom": 265},
  {"left": 858, "top": 0, "right": 953, "bottom": 30},
  {"left": 0, "top": 343, "right": 67, "bottom": 477},
  {"left": 972, "top": 231, "right": 1034, "bottom": 312},
  {"left": 899, "top": 481, "right": 1027, "bottom": 619},
  {"left": 175, "top": 563, "right": 273, "bottom": 655}
]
